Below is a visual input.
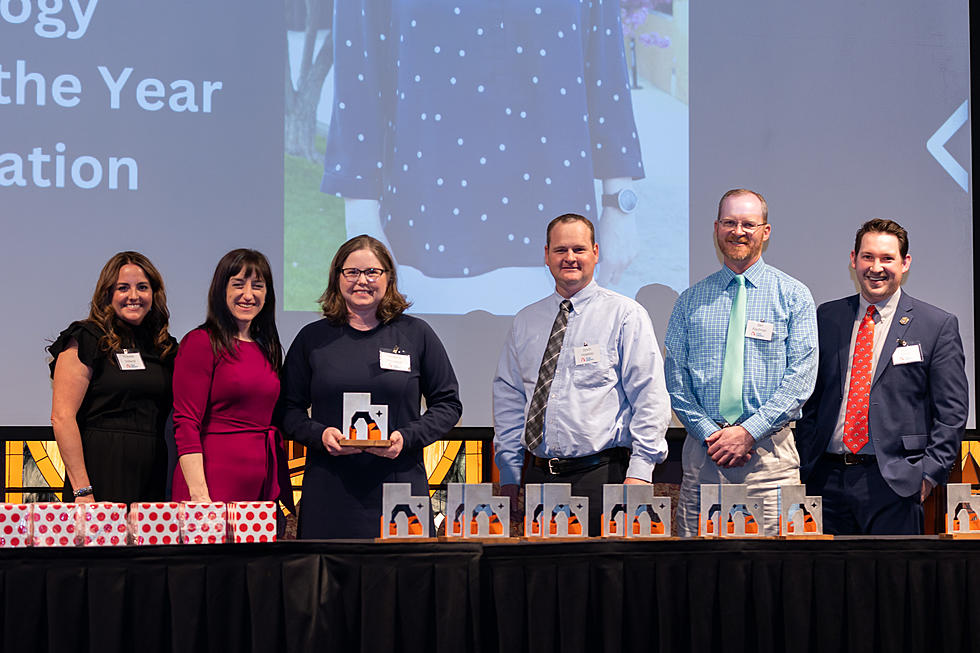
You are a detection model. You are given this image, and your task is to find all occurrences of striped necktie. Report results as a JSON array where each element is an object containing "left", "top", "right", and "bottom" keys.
[{"left": 523, "top": 300, "right": 572, "bottom": 452}]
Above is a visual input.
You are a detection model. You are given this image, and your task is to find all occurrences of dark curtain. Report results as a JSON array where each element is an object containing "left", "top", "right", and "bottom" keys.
[{"left": 3, "top": 539, "right": 979, "bottom": 653}]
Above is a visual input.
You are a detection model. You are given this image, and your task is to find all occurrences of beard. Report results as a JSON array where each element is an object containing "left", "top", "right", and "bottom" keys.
[{"left": 718, "top": 235, "right": 761, "bottom": 262}]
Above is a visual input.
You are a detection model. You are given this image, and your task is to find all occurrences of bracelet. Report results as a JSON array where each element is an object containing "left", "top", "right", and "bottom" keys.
[{"left": 73, "top": 485, "right": 94, "bottom": 497}]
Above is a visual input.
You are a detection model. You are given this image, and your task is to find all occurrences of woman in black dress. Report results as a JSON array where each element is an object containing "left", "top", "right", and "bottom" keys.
[
  {"left": 48, "top": 251, "right": 177, "bottom": 504},
  {"left": 281, "top": 235, "right": 462, "bottom": 538}
]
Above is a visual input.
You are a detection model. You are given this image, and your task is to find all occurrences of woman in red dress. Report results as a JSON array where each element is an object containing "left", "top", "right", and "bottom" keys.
[{"left": 171, "top": 249, "right": 286, "bottom": 503}]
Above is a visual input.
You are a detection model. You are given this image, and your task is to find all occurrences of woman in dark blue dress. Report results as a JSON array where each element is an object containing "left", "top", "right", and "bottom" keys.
[{"left": 281, "top": 235, "right": 462, "bottom": 538}]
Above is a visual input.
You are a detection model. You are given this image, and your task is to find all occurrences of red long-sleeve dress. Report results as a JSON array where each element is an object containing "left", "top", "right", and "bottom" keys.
[{"left": 171, "top": 328, "right": 281, "bottom": 502}]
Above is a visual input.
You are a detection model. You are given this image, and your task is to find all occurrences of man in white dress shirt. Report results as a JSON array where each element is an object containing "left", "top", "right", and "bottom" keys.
[{"left": 493, "top": 213, "right": 672, "bottom": 535}]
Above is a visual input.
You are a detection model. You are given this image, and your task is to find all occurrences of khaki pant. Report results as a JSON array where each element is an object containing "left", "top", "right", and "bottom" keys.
[{"left": 676, "top": 426, "right": 800, "bottom": 537}]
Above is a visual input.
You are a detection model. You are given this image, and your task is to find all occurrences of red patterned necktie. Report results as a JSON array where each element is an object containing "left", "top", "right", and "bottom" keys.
[{"left": 843, "top": 306, "right": 876, "bottom": 453}]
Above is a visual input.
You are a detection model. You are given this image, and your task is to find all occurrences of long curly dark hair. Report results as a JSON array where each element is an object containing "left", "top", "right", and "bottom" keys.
[
  {"left": 202, "top": 249, "right": 283, "bottom": 373},
  {"left": 86, "top": 251, "right": 175, "bottom": 358}
]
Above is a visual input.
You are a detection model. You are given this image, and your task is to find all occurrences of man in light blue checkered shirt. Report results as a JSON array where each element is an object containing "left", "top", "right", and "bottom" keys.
[{"left": 664, "top": 189, "right": 818, "bottom": 536}]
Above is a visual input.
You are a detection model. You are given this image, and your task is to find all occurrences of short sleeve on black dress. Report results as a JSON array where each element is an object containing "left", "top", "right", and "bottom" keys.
[{"left": 48, "top": 321, "right": 105, "bottom": 375}]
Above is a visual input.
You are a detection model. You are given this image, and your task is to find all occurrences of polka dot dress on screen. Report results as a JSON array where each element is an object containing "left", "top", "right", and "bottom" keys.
[{"left": 321, "top": 1, "right": 644, "bottom": 277}]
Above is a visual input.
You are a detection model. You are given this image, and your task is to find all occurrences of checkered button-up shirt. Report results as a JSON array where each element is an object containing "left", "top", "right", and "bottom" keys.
[{"left": 664, "top": 258, "right": 818, "bottom": 442}]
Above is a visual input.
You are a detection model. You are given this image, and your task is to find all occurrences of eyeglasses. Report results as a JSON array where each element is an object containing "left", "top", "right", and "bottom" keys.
[
  {"left": 340, "top": 267, "right": 386, "bottom": 282},
  {"left": 717, "top": 219, "right": 765, "bottom": 233}
]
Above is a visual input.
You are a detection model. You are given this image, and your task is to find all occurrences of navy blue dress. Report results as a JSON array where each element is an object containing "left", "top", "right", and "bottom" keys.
[
  {"left": 281, "top": 315, "right": 462, "bottom": 539},
  {"left": 321, "top": 0, "right": 644, "bottom": 277}
]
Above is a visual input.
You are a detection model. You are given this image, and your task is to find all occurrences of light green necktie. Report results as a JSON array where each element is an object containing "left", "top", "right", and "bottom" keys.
[{"left": 719, "top": 274, "right": 746, "bottom": 424}]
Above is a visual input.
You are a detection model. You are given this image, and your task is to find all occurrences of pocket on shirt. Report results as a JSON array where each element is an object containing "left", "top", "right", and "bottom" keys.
[
  {"left": 746, "top": 319, "right": 788, "bottom": 354},
  {"left": 572, "top": 362, "right": 616, "bottom": 388}
]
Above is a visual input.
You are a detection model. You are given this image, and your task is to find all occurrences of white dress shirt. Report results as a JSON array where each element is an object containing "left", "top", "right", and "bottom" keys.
[{"left": 493, "top": 280, "right": 671, "bottom": 485}]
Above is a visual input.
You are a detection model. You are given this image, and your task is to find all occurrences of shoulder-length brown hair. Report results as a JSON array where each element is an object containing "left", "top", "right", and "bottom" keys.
[
  {"left": 202, "top": 249, "right": 283, "bottom": 373},
  {"left": 318, "top": 235, "right": 411, "bottom": 325},
  {"left": 87, "top": 251, "right": 175, "bottom": 358}
]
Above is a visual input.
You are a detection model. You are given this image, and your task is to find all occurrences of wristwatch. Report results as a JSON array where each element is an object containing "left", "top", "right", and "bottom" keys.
[
  {"left": 600, "top": 188, "right": 638, "bottom": 213},
  {"left": 73, "top": 485, "right": 94, "bottom": 498}
]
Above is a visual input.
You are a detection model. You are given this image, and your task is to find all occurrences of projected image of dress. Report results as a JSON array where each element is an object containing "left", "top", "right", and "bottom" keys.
[{"left": 321, "top": 1, "right": 643, "bottom": 296}]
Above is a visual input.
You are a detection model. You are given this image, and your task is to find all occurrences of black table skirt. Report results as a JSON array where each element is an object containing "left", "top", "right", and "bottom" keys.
[{"left": 2, "top": 539, "right": 978, "bottom": 653}]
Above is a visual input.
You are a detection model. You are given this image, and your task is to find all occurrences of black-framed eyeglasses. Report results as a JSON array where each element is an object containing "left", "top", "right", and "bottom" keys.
[{"left": 340, "top": 267, "right": 386, "bottom": 282}]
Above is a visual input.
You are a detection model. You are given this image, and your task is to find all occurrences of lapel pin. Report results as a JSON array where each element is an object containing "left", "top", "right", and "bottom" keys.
[{"left": 899, "top": 316, "right": 910, "bottom": 325}]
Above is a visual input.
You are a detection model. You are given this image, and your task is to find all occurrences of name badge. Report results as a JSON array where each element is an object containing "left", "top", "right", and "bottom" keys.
[
  {"left": 573, "top": 344, "right": 600, "bottom": 365},
  {"left": 115, "top": 351, "right": 145, "bottom": 370},
  {"left": 380, "top": 349, "right": 411, "bottom": 372},
  {"left": 745, "top": 320, "right": 773, "bottom": 341},
  {"left": 892, "top": 344, "right": 923, "bottom": 365}
]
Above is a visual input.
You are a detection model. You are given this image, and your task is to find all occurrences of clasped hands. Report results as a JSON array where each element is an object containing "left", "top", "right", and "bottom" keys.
[
  {"left": 706, "top": 425, "right": 755, "bottom": 468},
  {"left": 321, "top": 426, "right": 404, "bottom": 459}
]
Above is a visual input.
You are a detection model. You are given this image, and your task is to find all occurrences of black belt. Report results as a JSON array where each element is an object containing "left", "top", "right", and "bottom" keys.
[
  {"left": 531, "top": 447, "right": 628, "bottom": 476},
  {"left": 822, "top": 452, "right": 877, "bottom": 466}
]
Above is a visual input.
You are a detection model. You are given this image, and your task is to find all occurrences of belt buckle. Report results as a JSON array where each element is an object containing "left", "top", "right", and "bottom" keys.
[
  {"left": 547, "top": 458, "right": 561, "bottom": 475},
  {"left": 843, "top": 453, "right": 860, "bottom": 465}
]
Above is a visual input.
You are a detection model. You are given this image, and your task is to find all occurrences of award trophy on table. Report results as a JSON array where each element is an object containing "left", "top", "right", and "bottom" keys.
[
  {"left": 777, "top": 484, "right": 831, "bottom": 538},
  {"left": 601, "top": 484, "right": 671, "bottom": 538},
  {"left": 719, "top": 484, "right": 764, "bottom": 537},
  {"left": 944, "top": 483, "right": 980, "bottom": 538},
  {"left": 445, "top": 483, "right": 510, "bottom": 538},
  {"left": 699, "top": 484, "right": 765, "bottom": 537},
  {"left": 524, "top": 483, "right": 589, "bottom": 538},
  {"left": 381, "top": 483, "right": 431, "bottom": 539},
  {"left": 698, "top": 484, "right": 722, "bottom": 536}
]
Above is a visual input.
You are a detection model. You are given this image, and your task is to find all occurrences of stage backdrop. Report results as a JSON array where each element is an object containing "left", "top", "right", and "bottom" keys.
[{"left": 1, "top": 0, "right": 973, "bottom": 430}]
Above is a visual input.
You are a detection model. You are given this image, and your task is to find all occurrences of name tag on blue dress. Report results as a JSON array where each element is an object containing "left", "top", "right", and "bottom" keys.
[{"left": 380, "top": 349, "right": 411, "bottom": 372}]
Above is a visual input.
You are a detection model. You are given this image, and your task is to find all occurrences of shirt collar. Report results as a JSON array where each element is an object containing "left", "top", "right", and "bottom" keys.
[
  {"left": 858, "top": 288, "right": 901, "bottom": 322},
  {"left": 551, "top": 279, "right": 599, "bottom": 311},
  {"left": 720, "top": 257, "right": 766, "bottom": 288}
]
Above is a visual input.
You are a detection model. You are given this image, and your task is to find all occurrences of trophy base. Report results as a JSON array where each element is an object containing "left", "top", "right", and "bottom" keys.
[
  {"left": 598, "top": 535, "right": 682, "bottom": 540},
  {"left": 438, "top": 535, "right": 520, "bottom": 542},
  {"left": 339, "top": 439, "right": 391, "bottom": 448},
  {"left": 374, "top": 537, "right": 440, "bottom": 543},
  {"left": 939, "top": 532, "right": 980, "bottom": 539}
]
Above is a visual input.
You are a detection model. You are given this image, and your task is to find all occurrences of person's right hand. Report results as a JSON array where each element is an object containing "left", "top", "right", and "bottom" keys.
[
  {"left": 500, "top": 484, "right": 520, "bottom": 515},
  {"left": 322, "top": 427, "right": 363, "bottom": 455},
  {"left": 499, "top": 484, "right": 523, "bottom": 536},
  {"left": 74, "top": 494, "right": 96, "bottom": 504},
  {"left": 706, "top": 426, "right": 755, "bottom": 468}
]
